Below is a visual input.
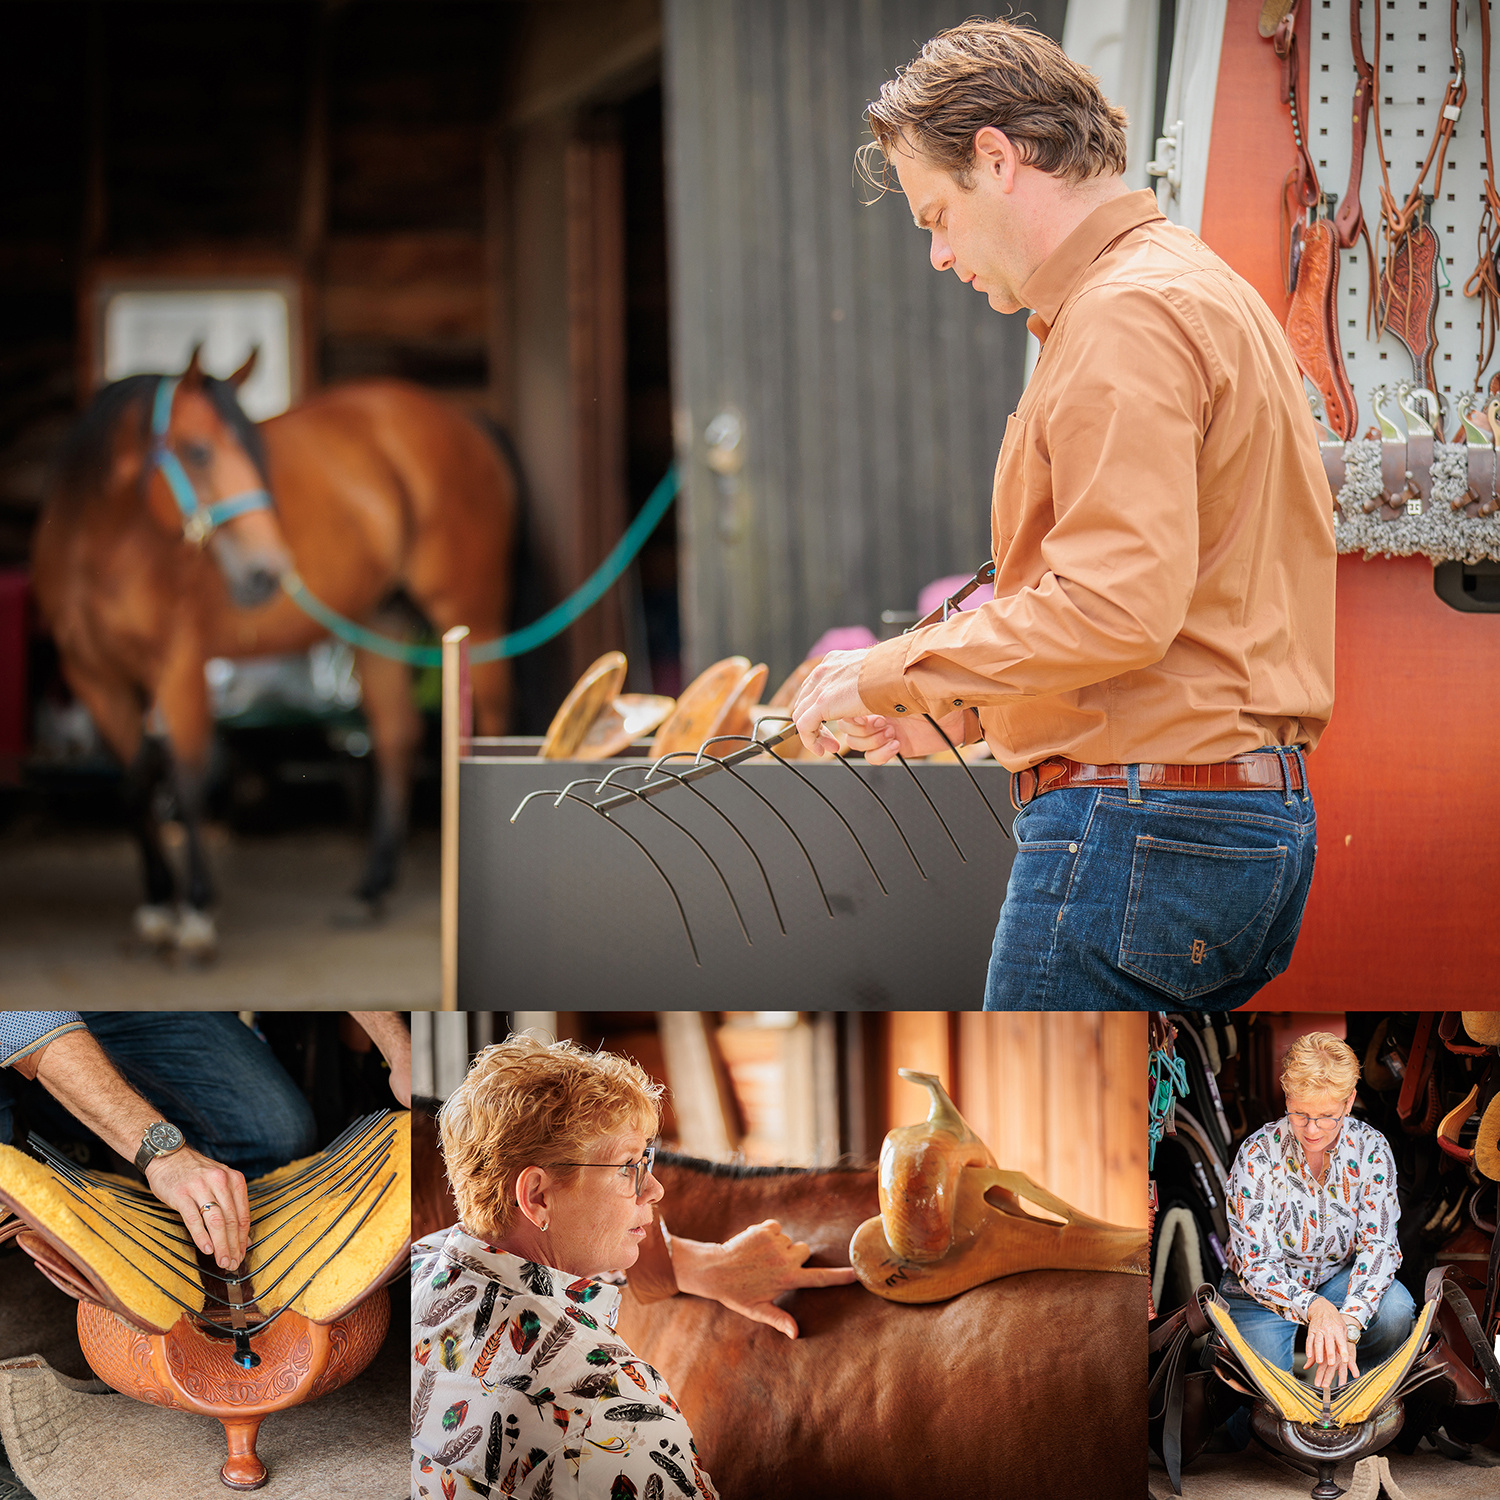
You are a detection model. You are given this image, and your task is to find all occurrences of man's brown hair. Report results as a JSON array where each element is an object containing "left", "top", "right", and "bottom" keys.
[{"left": 861, "top": 18, "right": 1128, "bottom": 192}]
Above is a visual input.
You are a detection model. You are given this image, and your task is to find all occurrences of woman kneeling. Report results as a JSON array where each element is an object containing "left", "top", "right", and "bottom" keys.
[{"left": 412, "top": 1035, "right": 717, "bottom": 1499}]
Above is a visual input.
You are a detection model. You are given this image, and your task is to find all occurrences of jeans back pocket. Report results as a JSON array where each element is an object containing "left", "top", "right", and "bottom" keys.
[{"left": 1117, "top": 835, "right": 1287, "bottom": 1000}]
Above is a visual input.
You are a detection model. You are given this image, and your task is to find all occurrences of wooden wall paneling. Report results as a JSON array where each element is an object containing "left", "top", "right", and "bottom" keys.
[
  {"left": 662, "top": 0, "right": 1065, "bottom": 679},
  {"left": 565, "top": 133, "right": 629, "bottom": 678},
  {"left": 657, "top": 1011, "right": 740, "bottom": 1158},
  {"left": 1100, "top": 1012, "right": 1149, "bottom": 1229},
  {"left": 1196, "top": 1, "right": 1500, "bottom": 1003},
  {"left": 988, "top": 1012, "right": 1049, "bottom": 1187},
  {"left": 881, "top": 1011, "right": 957, "bottom": 1131},
  {"left": 1042, "top": 1013, "right": 1104, "bottom": 1223}
]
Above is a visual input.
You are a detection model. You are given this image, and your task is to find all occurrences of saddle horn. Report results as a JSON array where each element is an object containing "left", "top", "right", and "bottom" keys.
[{"left": 850, "top": 1070, "right": 1148, "bottom": 1303}]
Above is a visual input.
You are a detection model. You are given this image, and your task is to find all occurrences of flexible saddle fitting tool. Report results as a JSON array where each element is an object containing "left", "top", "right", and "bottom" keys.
[
  {"left": 849, "top": 1070, "right": 1148, "bottom": 1303},
  {"left": 1207, "top": 1294, "right": 1443, "bottom": 1500},
  {"left": 0, "top": 1111, "right": 410, "bottom": 1491},
  {"left": 510, "top": 563, "right": 1009, "bottom": 965}
]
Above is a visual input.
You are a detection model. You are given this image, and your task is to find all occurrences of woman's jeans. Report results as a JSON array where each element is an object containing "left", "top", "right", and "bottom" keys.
[
  {"left": 985, "top": 759, "right": 1316, "bottom": 1011},
  {"left": 0, "top": 1012, "right": 316, "bottom": 1179},
  {"left": 1218, "top": 1266, "right": 1419, "bottom": 1375}
]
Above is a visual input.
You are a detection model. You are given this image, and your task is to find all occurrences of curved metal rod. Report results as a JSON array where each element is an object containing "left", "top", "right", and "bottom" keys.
[
  {"left": 557, "top": 791, "right": 700, "bottom": 966},
  {"left": 511, "top": 786, "right": 566, "bottom": 823},
  {"left": 693, "top": 733, "right": 887, "bottom": 897},
  {"left": 892, "top": 752, "right": 964, "bottom": 863},
  {"left": 922, "top": 712, "right": 1012, "bottom": 841},
  {"left": 650, "top": 753, "right": 786, "bottom": 934},
  {"left": 832, "top": 752, "right": 926, "bottom": 879},
  {"left": 672, "top": 736, "right": 834, "bottom": 920},
  {"left": 564, "top": 778, "right": 750, "bottom": 948}
]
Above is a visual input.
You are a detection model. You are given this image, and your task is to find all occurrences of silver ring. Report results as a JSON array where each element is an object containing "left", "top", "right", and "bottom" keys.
[{"left": 201, "top": 1202, "right": 217, "bottom": 1213}]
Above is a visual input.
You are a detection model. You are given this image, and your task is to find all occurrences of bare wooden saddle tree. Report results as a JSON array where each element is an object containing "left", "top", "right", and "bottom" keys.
[{"left": 850, "top": 1070, "right": 1149, "bottom": 1303}]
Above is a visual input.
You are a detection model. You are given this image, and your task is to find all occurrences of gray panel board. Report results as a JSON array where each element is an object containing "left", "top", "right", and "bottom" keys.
[
  {"left": 661, "top": 0, "right": 1068, "bottom": 680},
  {"left": 457, "top": 757, "right": 1016, "bottom": 1007}
]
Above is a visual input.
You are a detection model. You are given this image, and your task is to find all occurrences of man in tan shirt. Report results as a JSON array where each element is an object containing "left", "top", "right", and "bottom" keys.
[{"left": 791, "top": 20, "right": 1335, "bottom": 1010}]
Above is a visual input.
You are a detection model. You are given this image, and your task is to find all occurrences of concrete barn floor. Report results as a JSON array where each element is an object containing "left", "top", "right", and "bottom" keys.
[
  {"left": 1153, "top": 1444, "right": 1500, "bottom": 1500},
  {"left": 0, "top": 827, "right": 440, "bottom": 1007}
]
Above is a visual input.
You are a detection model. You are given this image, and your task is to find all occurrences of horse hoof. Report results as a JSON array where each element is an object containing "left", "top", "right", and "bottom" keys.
[
  {"left": 176, "top": 908, "right": 218, "bottom": 961},
  {"left": 330, "top": 895, "right": 386, "bottom": 929}
]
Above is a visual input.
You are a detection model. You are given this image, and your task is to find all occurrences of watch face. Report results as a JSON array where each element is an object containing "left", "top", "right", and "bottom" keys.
[{"left": 146, "top": 1122, "right": 184, "bottom": 1153}]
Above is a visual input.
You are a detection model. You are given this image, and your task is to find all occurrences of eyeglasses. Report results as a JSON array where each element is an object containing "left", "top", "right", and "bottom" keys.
[
  {"left": 549, "top": 1143, "right": 657, "bottom": 1197},
  {"left": 1287, "top": 1111, "right": 1344, "bottom": 1130}
]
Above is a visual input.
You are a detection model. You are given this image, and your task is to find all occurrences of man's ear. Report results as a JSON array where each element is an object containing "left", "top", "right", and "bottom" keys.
[{"left": 972, "top": 125, "right": 1019, "bottom": 187}]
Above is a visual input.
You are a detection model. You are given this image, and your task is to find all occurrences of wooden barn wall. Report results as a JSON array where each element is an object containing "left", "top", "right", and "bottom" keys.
[
  {"left": 661, "top": 0, "right": 1068, "bottom": 680},
  {"left": 885, "top": 1012, "right": 1148, "bottom": 1230}
]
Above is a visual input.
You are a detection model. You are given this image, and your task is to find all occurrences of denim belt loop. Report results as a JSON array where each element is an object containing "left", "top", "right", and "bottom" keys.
[
  {"left": 1126, "top": 763, "right": 1143, "bottom": 805},
  {"left": 1294, "top": 744, "right": 1311, "bottom": 803},
  {"left": 1270, "top": 745, "right": 1295, "bottom": 806}
]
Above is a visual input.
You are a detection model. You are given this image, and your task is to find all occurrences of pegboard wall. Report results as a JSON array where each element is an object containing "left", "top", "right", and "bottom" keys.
[
  {"left": 1308, "top": 0, "right": 1496, "bottom": 405},
  {"left": 1301, "top": 0, "right": 1500, "bottom": 560}
]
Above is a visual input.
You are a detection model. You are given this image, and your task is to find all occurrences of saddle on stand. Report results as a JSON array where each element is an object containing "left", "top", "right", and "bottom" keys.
[{"left": 0, "top": 1110, "right": 410, "bottom": 1491}]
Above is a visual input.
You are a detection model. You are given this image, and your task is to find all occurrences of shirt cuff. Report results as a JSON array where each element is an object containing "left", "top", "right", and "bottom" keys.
[
  {"left": 856, "top": 636, "right": 931, "bottom": 720},
  {"left": 1, "top": 1017, "right": 85, "bottom": 1070},
  {"left": 1292, "top": 1288, "right": 1318, "bottom": 1321},
  {"left": 1340, "top": 1300, "right": 1369, "bottom": 1329}
]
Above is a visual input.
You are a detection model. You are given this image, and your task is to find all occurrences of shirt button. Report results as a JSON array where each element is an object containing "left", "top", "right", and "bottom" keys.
[
  {"left": 953, "top": 699, "right": 963, "bottom": 707},
  {"left": 894, "top": 704, "right": 906, "bottom": 713}
]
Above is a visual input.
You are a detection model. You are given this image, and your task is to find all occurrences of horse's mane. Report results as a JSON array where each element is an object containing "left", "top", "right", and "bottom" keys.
[
  {"left": 52, "top": 372, "right": 267, "bottom": 515},
  {"left": 654, "top": 1148, "right": 870, "bottom": 1179}
]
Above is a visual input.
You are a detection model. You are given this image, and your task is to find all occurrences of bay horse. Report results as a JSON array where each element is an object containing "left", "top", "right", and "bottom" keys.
[
  {"left": 409, "top": 1120, "right": 1146, "bottom": 1500},
  {"left": 31, "top": 350, "right": 515, "bottom": 954}
]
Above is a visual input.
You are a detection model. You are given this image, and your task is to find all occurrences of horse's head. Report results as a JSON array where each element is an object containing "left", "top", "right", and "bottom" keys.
[{"left": 144, "top": 346, "right": 293, "bottom": 608}]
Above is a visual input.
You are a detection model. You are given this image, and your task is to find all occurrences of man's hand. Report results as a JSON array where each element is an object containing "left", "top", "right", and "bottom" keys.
[
  {"left": 790, "top": 649, "right": 874, "bottom": 755},
  {"left": 346, "top": 1013, "right": 411, "bottom": 1107},
  {"left": 144, "top": 1146, "right": 251, "bottom": 1271},
  {"left": 1305, "top": 1296, "right": 1360, "bottom": 1390},
  {"left": 669, "top": 1218, "right": 858, "bottom": 1339},
  {"left": 840, "top": 710, "right": 968, "bottom": 765}
]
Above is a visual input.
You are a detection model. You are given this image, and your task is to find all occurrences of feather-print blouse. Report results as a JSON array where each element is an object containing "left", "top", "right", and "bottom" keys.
[
  {"left": 412, "top": 1227, "right": 719, "bottom": 1500},
  {"left": 1225, "top": 1116, "right": 1400, "bottom": 1328}
]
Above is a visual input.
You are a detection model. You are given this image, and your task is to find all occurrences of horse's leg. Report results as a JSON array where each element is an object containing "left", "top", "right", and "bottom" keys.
[
  {"left": 63, "top": 661, "right": 178, "bottom": 944},
  {"left": 155, "top": 643, "right": 218, "bottom": 960},
  {"left": 348, "top": 639, "right": 420, "bottom": 918}
]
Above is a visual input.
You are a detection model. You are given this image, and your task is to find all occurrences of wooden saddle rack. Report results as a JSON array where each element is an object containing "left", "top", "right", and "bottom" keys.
[
  {"left": 849, "top": 1070, "right": 1148, "bottom": 1303},
  {"left": 0, "top": 1110, "right": 411, "bottom": 1491},
  {"left": 1206, "top": 1292, "right": 1444, "bottom": 1500}
]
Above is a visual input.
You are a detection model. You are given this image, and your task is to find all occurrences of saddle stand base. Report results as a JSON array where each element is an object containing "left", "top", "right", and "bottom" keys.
[{"left": 76, "top": 1289, "right": 390, "bottom": 1489}]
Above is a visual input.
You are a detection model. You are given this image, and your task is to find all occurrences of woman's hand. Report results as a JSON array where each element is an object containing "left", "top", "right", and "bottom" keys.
[
  {"left": 1305, "top": 1296, "right": 1360, "bottom": 1390},
  {"left": 670, "top": 1219, "right": 857, "bottom": 1339}
]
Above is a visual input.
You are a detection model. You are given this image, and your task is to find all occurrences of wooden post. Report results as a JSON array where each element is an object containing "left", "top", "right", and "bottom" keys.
[{"left": 441, "top": 626, "right": 471, "bottom": 1012}]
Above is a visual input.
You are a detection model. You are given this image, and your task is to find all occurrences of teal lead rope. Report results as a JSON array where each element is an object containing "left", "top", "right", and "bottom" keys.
[{"left": 280, "top": 465, "right": 680, "bottom": 665}]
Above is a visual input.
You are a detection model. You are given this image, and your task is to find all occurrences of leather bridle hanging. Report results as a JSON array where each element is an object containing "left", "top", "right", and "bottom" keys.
[
  {"left": 1464, "top": 0, "right": 1500, "bottom": 388},
  {"left": 1371, "top": 0, "right": 1468, "bottom": 419},
  {"left": 1271, "top": 2, "right": 1360, "bottom": 440}
]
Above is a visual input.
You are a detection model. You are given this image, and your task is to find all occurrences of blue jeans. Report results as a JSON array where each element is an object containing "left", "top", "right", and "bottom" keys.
[
  {"left": 0, "top": 1012, "right": 316, "bottom": 1179},
  {"left": 984, "top": 756, "right": 1316, "bottom": 1011},
  {"left": 1219, "top": 1266, "right": 1418, "bottom": 1375}
]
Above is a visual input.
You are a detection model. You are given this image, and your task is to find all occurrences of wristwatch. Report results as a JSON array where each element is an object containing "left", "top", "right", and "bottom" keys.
[
  {"left": 134, "top": 1120, "right": 186, "bottom": 1174},
  {"left": 1343, "top": 1320, "right": 1362, "bottom": 1344}
]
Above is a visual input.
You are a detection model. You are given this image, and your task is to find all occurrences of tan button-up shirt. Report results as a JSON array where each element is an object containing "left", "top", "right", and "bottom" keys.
[{"left": 858, "top": 190, "right": 1336, "bottom": 772}]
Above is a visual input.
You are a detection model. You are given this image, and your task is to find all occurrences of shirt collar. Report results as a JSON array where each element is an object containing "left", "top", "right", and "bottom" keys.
[
  {"left": 1020, "top": 188, "right": 1166, "bottom": 343},
  {"left": 1278, "top": 1117, "right": 1351, "bottom": 1181},
  {"left": 442, "top": 1228, "right": 623, "bottom": 1330}
]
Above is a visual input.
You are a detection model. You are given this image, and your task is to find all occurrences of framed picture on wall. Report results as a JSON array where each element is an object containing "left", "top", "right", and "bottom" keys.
[{"left": 82, "top": 261, "right": 308, "bottom": 421}]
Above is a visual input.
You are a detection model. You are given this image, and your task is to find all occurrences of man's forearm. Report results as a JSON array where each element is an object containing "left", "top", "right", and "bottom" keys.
[
  {"left": 348, "top": 1012, "right": 411, "bottom": 1105},
  {"left": 25, "top": 1029, "right": 167, "bottom": 1162}
]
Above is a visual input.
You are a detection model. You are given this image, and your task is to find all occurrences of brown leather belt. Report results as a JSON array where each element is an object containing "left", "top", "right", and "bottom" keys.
[{"left": 1010, "top": 750, "right": 1308, "bottom": 811}]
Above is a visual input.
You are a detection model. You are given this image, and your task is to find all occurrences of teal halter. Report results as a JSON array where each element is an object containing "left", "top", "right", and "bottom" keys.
[{"left": 149, "top": 377, "right": 274, "bottom": 545}]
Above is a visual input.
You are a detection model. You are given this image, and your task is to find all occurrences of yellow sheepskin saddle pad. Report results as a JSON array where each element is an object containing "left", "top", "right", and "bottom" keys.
[
  {"left": 1206, "top": 1294, "right": 1444, "bottom": 1488},
  {"left": 0, "top": 1110, "right": 410, "bottom": 1491}
]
